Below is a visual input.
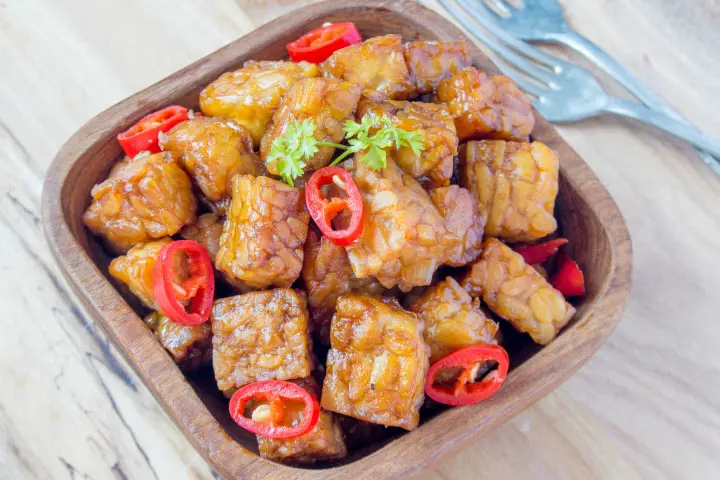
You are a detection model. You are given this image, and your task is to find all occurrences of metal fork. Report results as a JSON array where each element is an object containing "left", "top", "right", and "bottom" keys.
[
  {"left": 458, "top": 0, "right": 720, "bottom": 174},
  {"left": 433, "top": 0, "right": 720, "bottom": 166},
  {"left": 470, "top": 0, "right": 680, "bottom": 119}
]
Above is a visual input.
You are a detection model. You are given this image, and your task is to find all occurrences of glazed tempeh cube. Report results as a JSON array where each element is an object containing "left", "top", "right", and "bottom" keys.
[
  {"left": 109, "top": 237, "right": 171, "bottom": 309},
  {"left": 321, "top": 35, "right": 414, "bottom": 100},
  {"left": 199, "top": 60, "right": 319, "bottom": 144},
  {"left": 403, "top": 41, "right": 472, "bottom": 95},
  {"left": 429, "top": 185, "right": 484, "bottom": 267},
  {"left": 321, "top": 294, "right": 429, "bottom": 430},
  {"left": 159, "top": 116, "right": 264, "bottom": 215},
  {"left": 461, "top": 140, "right": 559, "bottom": 242},
  {"left": 256, "top": 377, "right": 347, "bottom": 465},
  {"left": 409, "top": 277, "right": 499, "bottom": 363},
  {"left": 144, "top": 311, "right": 212, "bottom": 372},
  {"left": 344, "top": 158, "right": 448, "bottom": 292},
  {"left": 261, "top": 77, "right": 362, "bottom": 174},
  {"left": 83, "top": 152, "right": 197, "bottom": 253},
  {"left": 215, "top": 175, "right": 309, "bottom": 290},
  {"left": 356, "top": 96, "right": 457, "bottom": 187},
  {"left": 434, "top": 66, "right": 534, "bottom": 141},
  {"left": 211, "top": 289, "right": 313, "bottom": 395},
  {"left": 302, "top": 227, "right": 386, "bottom": 344},
  {"left": 462, "top": 238, "right": 575, "bottom": 345}
]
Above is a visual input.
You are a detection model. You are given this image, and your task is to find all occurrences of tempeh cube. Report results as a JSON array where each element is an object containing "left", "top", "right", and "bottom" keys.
[
  {"left": 429, "top": 185, "right": 484, "bottom": 267},
  {"left": 159, "top": 116, "right": 264, "bottom": 215},
  {"left": 461, "top": 238, "right": 575, "bottom": 345},
  {"left": 83, "top": 152, "right": 197, "bottom": 253},
  {"left": 211, "top": 288, "right": 313, "bottom": 395},
  {"left": 343, "top": 158, "right": 449, "bottom": 292},
  {"left": 256, "top": 377, "right": 347, "bottom": 465},
  {"left": 403, "top": 41, "right": 472, "bottom": 95},
  {"left": 434, "top": 66, "right": 534, "bottom": 141},
  {"left": 199, "top": 60, "right": 319, "bottom": 144},
  {"left": 461, "top": 140, "right": 559, "bottom": 242},
  {"left": 109, "top": 237, "right": 171, "bottom": 309},
  {"left": 321, "top": 35, "right": 414, "bottom": 100},
  {"left": 409, "top": 277, "right": 499, "bottom": 362},
  {"left": 321, "top": 294, "right": 429, "bottom": 430},
  {"left": 144, "top": 311, "right": 212, "bottom": 372},
  {"left": 215, "top": 175, "right": 309, "bottom": 291}
]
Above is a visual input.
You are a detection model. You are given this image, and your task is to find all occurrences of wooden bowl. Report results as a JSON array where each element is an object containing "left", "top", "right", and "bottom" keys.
[{"left": 41, "top": 0, "right": 632, "bottom": 477}]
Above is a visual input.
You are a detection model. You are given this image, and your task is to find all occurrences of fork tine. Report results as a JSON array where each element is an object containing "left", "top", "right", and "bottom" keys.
[
  {"left": 454, "top": 0, "right": 570, "bottom": 71},
  {"left": 492, "top": 58, "right": 545, "bottom": 98},
  {"left": 437, "top": 0, "right": 557, "bottom": 85}
]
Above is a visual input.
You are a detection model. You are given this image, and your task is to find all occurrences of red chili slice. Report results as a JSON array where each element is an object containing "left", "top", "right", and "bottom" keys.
[
  {"left": 287, "top": 22, "right": 362, "bottom": 63},
  {"left": 152, "top": 240, "right": 214, "bottom": 326},
  {"left": 305, "top": 166, "right": 364, "bottom": 246},
  {"left": 229, "top": 380, "right": 320, "bottom": 439},
  {"left": 550, "top": 252, "right": 586, "bottom": 297},
  {"left": 425, "top": 344, "right": 509, "bottom": 406},
  {"left": 514, "top": 238, "right": 568, "bottom": 265},
  {"left": 117, "top": 105, "right": 188, "bottom": 158}
]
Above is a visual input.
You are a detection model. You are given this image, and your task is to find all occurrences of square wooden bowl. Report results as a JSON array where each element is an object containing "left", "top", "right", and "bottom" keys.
[{"left": 41, "top": 0, "right": 632, "bottom": 477}]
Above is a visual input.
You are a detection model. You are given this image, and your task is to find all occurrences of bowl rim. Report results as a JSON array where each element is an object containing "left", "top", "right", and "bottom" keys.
[{"left": 41, "top": 0, "right": 633, "bottom": 477}]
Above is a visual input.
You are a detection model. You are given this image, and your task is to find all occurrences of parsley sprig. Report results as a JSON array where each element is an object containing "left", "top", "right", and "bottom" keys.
[{"left": 267, "top": 114, "right": 425, "bottom": 186}]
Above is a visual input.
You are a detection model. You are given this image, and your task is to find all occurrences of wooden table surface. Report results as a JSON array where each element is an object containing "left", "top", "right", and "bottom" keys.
[{"left": 1, "top": 0, "right": 719, "bottom": 478}]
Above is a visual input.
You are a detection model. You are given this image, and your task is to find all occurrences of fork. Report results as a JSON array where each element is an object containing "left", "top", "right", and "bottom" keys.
[
  {"left": 455, "top": 0, "right": 720, "bottom": 175},
  {"left": 468, "top": 0, "right": 682, "bottom": 120},
  {"left": 433, "top": 0, "right": 720, "bottom": 165}
]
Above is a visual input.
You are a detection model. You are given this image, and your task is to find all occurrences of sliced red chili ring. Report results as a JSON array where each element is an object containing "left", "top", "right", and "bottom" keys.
[
  {"left": 229, "top": 380, "right": 320, "bottom": 439},
  {"left": 117, "top": 105, "right": 188, "bottom": 158},
  {"left": 425, "top": 344, "right": 509, "bottom": 406},
  {"left": 305, "top": 166, "right": 364, "bottom": 246},
  {"left": 550, "top": 251, "right": 586, "bottom": 297},
  {"left": 151, "top": 240, "right": 214, "bottom": 326},
  {"left": 514, "top": 238, "right": 568, "bottom": 265},
  {"left": 287, "top": 22, "right": 362, "bottom": 63}
]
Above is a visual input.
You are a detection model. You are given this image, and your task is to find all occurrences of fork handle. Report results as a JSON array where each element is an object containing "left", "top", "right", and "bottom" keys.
[
  {"left": 602, "top": 98, "right": 720, "bottom": 160},
  {"left": 552, "top": 30, "right": 720, "bottom": 170}
]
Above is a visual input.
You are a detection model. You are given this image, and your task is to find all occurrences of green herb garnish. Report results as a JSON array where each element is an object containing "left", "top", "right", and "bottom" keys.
[
  {"left": 331, "top": 115, "right": 426, "bottom": 169},
  {"left": 266, "top": 114, "right": 426, "bottom": 185},
  {"left": 266, "top": 119, "right": 314, "bottom": 187}
]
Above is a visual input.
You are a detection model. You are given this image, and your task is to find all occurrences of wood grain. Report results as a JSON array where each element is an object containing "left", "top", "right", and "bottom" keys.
[{"left": 1, "top": 0, "right": 719, "bottom": 479}]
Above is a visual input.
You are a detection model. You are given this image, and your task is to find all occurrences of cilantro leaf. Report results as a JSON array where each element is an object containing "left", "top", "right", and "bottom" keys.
[
  {"left": 266, "top": 119, "right": 319, "bottom": 186},
  {"left": 347, "top": 137, "right": 367, "bottom": 153},
  {"left": 344, "top": 115, "right": 377, "bottom": 138},
  {"left": 370, "top": 129, "right": 394, "bottom": 150},
  {"left": 377, "top": 116, "right": 402, "bottom": 149},
  {"left": 341, "top": 114, "right": 426, "bottom": 171},
  {"left": 268, "top": 111, "right": 426, "bottom": 181},
  {"left": 398, "top": 129, "right": 426, "bottom": 157},
  {"left": 296, "top": 117, "right": 317, "bottom": 138},
  {"left": 275, "top": 155, "right": 306, "bottom": 187},
  {"left": 361, "top": 144, "right": 388, "bottom": 170}
]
